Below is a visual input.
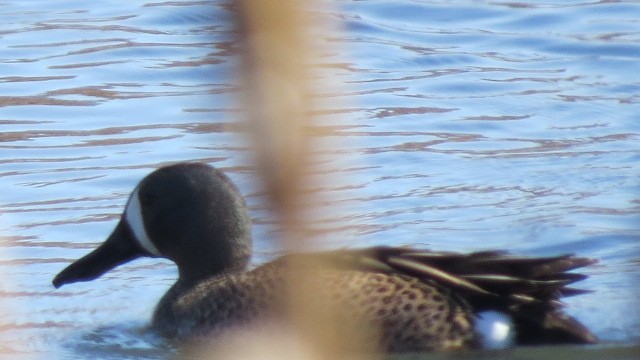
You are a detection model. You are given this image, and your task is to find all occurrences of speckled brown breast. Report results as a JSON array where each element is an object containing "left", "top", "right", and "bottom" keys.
[{"left": 152, "top": 262, "right": 477, "bottom": 352}]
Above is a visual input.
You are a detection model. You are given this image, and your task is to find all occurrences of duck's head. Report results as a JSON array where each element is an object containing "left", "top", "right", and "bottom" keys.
[{"left": 53, "top": 163, "right": 252, "bottom": 288}]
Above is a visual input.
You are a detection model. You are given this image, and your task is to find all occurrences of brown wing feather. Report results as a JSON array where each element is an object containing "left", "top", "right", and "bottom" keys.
[
  {"left": 295, "top": 246, "right": 598, "bottom": 344},
  {"left": 281, "top": 245, "right": 597, "bottom": 344}
]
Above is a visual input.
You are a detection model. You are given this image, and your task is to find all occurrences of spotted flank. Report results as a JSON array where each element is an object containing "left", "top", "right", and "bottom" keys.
[{"left": 52, "top": 162, "right": 598, "bottom": 351}]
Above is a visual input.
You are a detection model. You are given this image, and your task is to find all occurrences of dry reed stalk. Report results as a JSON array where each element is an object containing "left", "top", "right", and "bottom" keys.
[{"left": 230, "top": 0, "right": 378, "bottom": 357}]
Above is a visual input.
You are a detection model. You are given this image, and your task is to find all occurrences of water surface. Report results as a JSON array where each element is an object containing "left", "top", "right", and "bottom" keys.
[{"left": 0, "top": 1, "right": 638, "bottom": 358}]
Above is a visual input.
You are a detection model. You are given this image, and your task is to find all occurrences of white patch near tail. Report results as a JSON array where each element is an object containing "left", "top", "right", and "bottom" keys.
[
  {"left": 125, "top": 187, "right": 161, "bottom": 257},
  {"left": 476, "top": 310, "right": 515, "bottom": 349}
]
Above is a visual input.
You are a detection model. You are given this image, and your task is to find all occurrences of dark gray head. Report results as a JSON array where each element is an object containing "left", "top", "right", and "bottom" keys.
[{"left": 53, "top": 163, "right": 253, "bottom": 288}]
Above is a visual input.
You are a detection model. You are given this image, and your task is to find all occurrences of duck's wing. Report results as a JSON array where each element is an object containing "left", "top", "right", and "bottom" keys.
[{"left": 287, "top": 246, "right": 598, "bottom": 344}]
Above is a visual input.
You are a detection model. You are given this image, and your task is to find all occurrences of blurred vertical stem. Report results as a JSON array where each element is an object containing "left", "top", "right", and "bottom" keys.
[
  {"left": 234, "top": 0, "right": 355, "bottom": 356},
  {"left": 236, "top": 1, "right": 310, "bottom": 212}
]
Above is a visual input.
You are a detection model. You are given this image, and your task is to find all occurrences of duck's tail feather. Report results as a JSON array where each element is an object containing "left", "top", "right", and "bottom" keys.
[{"left": 311, "top": 246, "right": 598, "bottom": 344}]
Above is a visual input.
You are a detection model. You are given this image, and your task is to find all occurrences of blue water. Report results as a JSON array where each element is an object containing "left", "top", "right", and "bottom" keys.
[{"left": 0, "top": 1, "right": 638, "bottom": 358}]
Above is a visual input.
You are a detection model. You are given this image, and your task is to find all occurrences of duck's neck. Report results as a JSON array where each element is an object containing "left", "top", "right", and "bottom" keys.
[
  {"left": 175, "top": 258, "right": 249, "bottom": 287},
  {"left": 168, "top": 231, "right": 253, "bottom": 287},
  {"left": 152, "top": 266, "right": 247, "bottom": 338}
]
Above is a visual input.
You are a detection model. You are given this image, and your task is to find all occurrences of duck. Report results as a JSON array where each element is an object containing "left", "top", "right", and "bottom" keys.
[{"left": 52, "top": 162, "right": 598, "bottom": 351}]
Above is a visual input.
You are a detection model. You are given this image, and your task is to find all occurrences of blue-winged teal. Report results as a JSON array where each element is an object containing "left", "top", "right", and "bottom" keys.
[{"left": 53, "top": 162, "right": 598, "bottom": 351}]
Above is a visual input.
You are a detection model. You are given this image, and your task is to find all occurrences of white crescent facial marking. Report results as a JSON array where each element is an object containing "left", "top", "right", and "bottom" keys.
[{"left": 125, "top": 187, "right": 161, "bottom": 257}]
